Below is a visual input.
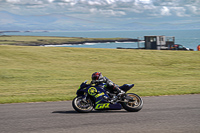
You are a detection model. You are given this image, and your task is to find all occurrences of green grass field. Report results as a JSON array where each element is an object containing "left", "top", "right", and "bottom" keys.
[{"left": 0, "top": 45, "right": 200, "bottom": 103}]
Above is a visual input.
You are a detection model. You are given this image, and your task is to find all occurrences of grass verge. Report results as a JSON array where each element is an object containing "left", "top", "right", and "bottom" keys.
[{"left": 0, "top": 45, "right": 200, "bottom": 103}]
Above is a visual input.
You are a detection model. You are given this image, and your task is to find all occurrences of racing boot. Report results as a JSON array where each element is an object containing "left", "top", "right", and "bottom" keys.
[
  {"left": 103, "top": 95, "right": 111, "bottom": 102},
  {"left": 116, "top": 88, "right": 125, "bottom": 98},
  {"left": 109, "top": 95, "right": 117, "bottom": 104},
  {"left": 109, "top": 88, "right": 125, "bottom": 104}
]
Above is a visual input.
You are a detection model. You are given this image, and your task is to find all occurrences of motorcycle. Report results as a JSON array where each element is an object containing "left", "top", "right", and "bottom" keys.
[{"left": 72, "top": 80, "right": 143, "bottom": 113}]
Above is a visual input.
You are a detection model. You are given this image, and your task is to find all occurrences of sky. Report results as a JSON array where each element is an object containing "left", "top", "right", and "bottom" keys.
[{"left": 0, "top": 0, "right": 200, "bottom": 31}]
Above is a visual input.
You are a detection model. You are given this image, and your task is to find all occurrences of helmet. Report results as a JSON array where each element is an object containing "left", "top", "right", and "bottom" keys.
[{"left": 91, "top": 72, "right": 103, "bottom": 80}]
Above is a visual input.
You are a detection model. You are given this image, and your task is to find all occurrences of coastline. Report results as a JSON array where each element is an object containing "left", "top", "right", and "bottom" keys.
[{"left": 0, "top": 35, "right": 139, "bottom": 46}]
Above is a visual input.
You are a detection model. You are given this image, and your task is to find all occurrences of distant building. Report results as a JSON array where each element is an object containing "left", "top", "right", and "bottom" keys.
[
  {"left": 118, "top": 35, "right": 193, "bottom": 50},
  {"left": 144, "top": 36, "right": 175, "bottom": 50}
]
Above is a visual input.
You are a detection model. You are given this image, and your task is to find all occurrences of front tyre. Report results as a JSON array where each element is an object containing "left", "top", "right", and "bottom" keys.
[
  {"left": 72, "top": 96, "right": 93, "bottom": 113},
  {"left": 121, "top": 93, "right": 143, "bottom": 112}
]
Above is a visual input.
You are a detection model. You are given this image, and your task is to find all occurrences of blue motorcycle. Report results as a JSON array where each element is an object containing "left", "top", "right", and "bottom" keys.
[{"left": 72, "top": 80, "right": 143, "bottom": 113}]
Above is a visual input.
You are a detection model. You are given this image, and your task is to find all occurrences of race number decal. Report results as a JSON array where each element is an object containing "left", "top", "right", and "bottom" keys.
[{"left": 95, "top": 103, "right": 110, "bottom": 109}]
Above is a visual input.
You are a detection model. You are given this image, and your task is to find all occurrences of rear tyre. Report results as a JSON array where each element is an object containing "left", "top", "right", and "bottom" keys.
[
  {"left": 72, "top": 96, "right": 93, "bottom": 113},
  {"left": 121, "top": 93, "right": 143, "bottom": 112}
]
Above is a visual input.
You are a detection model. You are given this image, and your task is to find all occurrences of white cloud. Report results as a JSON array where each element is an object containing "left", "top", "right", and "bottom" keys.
[
  {"left": 186, "top": 5, "right": 200, "bottom": 16},
  {"left": 161, "top": 6, "right": 171, "bottom": 16},
  {"left": 6, "top": 0, "right": 20, "bottom": 3},
  {"left": 100, "top": 9, "right": 126, "bottom": 16},
  {"left": 47, "top": 0, "right": 54, "bottom": 3},
  {"left": 170, "top": 7, "right": 188, "bottom": 17},
  {"left": 90, "top": 8, "right": 126, "bottom": 17},
  {"left": 0, "top": 0, "right": 200, "bottom": 21},
  {"left": 88, "top": 1, "right": 103, "bottom": 6},
  {"left": 138, "top": 0, "right": 151, "bottom": 4},
  {"left": 105, "top": 0, "right": 116, "bottom": 4}
]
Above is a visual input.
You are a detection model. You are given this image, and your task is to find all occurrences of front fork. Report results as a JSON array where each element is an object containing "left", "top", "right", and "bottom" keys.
[{"left": 80, "top": 93, "right": 88, "bottom": 103}]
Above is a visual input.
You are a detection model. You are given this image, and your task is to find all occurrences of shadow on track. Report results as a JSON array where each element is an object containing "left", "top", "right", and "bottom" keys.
[
  {"left": 52, "top": 110, "right": 130, "bottom": 114},
  {"left": 52, "top": 110, "right": 77, "bottom": 114}
]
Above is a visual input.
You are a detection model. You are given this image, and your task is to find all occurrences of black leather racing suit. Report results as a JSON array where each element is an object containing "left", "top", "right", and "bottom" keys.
[{"left": 91, "top": 76, "right": 123, "bottom": 94}]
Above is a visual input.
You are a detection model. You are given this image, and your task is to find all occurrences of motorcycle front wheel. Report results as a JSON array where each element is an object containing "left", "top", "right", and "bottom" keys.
[
  {"left": 72, "top": 96, "right": 94, "bottom": 113},
  {"left": 121, "top": 93, "right": 143, "bottom": 112}
]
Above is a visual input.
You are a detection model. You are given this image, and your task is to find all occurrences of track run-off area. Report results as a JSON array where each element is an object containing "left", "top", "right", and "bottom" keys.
[{"left": 0, "top": 94, "right": 200, "bottom": 133}]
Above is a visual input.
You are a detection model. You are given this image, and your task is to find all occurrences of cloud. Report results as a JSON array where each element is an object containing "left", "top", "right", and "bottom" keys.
[
  {"left": 160, "top": 6, "right": 171, "bottom": 16},
  {"left": 6, "top": 0, "right": 20, "bottom": 3},
  {"left": 0, "top": 0, "right": 200, "bottom": 25},
  {"left": 170, "top": 7, "right": 187, "bottom": 17},
  {"left": 90, "top": 8, "right": 126, "bottom": 17},
  {"left": 47, "top": 0, "right": 54, "bottom": 3}
]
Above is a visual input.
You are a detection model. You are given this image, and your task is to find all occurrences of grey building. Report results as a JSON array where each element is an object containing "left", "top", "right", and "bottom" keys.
[{"left": 144, "top": 36, "right": 175, "bottom": 50}]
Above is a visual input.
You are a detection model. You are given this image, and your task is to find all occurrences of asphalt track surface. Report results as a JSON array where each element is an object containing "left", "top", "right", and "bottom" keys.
[{"left": 0, "top": 94, "right": 200, "bottom": 133}]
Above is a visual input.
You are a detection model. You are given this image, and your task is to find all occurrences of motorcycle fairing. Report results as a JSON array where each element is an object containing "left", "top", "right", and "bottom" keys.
[
  {"left": 120, "top": 84, "right": 134, "bottom": 92},
  {"left": 86, "top": 85, "right": 122, "bottom": 110}
]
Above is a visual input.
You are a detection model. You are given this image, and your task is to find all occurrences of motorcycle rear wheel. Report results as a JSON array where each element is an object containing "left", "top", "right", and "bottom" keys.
[
  {"left": 121, "top": 93, "right": 143, "bottom": 112},
  {"left": 72, "top": 96, "right": 93, "bottom": 113}
]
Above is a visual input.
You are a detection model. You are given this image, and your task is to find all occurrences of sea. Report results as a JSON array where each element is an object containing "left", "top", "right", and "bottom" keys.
[{"left": 3, "top": 29, "right": 200, "bottom": 51}]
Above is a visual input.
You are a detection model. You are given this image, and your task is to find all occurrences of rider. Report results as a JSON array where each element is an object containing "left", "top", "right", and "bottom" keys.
[{"left": 91, "top": 72, "right": 125, "bottom": 103}]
